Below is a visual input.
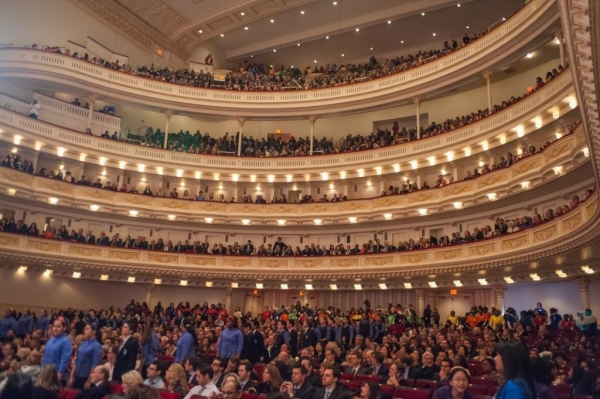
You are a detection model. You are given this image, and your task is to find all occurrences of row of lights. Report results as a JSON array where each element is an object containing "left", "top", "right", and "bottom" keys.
[{"left": 19, "top": 266, "right": 594, "bottom": 287}]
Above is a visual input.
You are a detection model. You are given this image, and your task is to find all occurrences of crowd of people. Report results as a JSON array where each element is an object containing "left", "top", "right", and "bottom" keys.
[
  {"left": 0, "top": 298, "right": 597, "bottom": 399},
  {"left": 0, "top": 186, "right": 593, "bottom": 256}
]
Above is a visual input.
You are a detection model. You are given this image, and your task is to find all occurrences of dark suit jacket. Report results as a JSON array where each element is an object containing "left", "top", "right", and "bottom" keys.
[
  {"left": 96, "top": 236, "right": 110, "bottom": 246},
  {"left": 113, "top": 336, "right": 139, "bottom": 382},
  {"left": 73, "top": 381, "right": 112, "bottom": 399},
  {"left": 312, "top": 385, "right": 352, "bottom": 399},
  {"left": 344, "top": 366, "right": 369, "bottom": 376},
  {"left": 240, "top": 379, "right": 259, "bottom": 392},
  {"left": 293, "top": 382, "right": 315, "bottom": 399},
  {"left": 84, "top": 235, "right": 95, "bottom": 244},
  {"left": 371, "top": 364, "right": 389, "bottom": 383},
  {"left": 306, "top": 373, "right": 322, "bottom": 389}
]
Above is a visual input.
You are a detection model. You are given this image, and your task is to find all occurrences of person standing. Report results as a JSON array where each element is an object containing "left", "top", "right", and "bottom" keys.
[
  {"left": 217, "top": 317, "right": 243, "bottom": 359},
  {"left": 139, "top": 320, "right": 160, "bottom": 379},
  {"left": 494, "top": 340, "right": 536, "bottom": 399},
  {"left": 175, "top": 318, "right": 197, "bottom": 364},
  {"left": 0, "top": 309, "right": 17, "bottom": 342},
  {"left": 70, "top": 323, "right": 102, "bottom": 389},
  {"left": 29, "top": 99, "right": 40, "bottom": 119},
  {"left": 113, "top": 321, "right": 139, "bottom": 383},
  {"left": 41, "top": 318, "right": 72, "bottom": 381}
]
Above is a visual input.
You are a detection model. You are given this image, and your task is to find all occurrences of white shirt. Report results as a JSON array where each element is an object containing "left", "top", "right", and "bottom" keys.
[{"left": 184, "top": 381, "right": 219, "bottom": 399}]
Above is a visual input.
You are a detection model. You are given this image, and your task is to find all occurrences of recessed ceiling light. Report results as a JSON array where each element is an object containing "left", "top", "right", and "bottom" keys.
[
  {"left": 333, "top": 1, "right": 337, "bottom": 4},
  {"left": 466, "top": 25, "right": 469, "bottom": 29},
  {"left": 400, "top": 40, "right": 404, "bottom": 44},
  {"left": 526, "top": 53, "right": 533, "bottom": 58},
  {"left": 198, "top": 29, "right": 203, "bottom": 33},
  {"left": 355, "top": 28, "right": 360, "bottom": 32},
  {"left": 314, "top": 59, "right": 317, "bottom": 63},
  {"left": 421, "top": 12, "right": 425, "bottom": 16},
  {"left": 240, "top": 12, "right": 245, "bottom": 16},
  {"left": 370, "top": 47, "right": 373, "bottom": 50},
  {"left": 220, "top": 33, "right": 224, "bottom": 37},
  {"left": 387, "top": 20, "right": 392, "bottom": 24},
  {"left": 457, "top": 3, "right": 461, "bottom": 7},
  {"left": 273, "top": 49, "right": 276, "bottom": 52},
  {"left": 300, "top": 10, "right": 305, "bottom": 14},
  {"left": 250, "top": 55, "right": 254, "bottom": 57},
  {"left": 341, "top": 53, "right": 344, "bottom": 57},
  {"left": 433, "top": 33, "right": 436, "bottom": 36},
  {"left": 244, "top": 27, "right": 248, "bottom": 30},
  {"left": 297, "top": 43, "right": 300, "bottom": 46},
  {"left": 326, "top": 36, "right": 329, "bottom": 39},
  {"left": 270, "top": 19, "right": 274, "bottom": 23}
]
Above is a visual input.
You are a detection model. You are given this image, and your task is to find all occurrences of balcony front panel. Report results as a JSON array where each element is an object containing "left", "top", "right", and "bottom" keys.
[
  {"left": 0, "top": 127, "right": 587, "bottom": 223},
  {"left": 0, "top": 0, "right": 557, "bottom": 117},
  {"left": 0, "top": 191, "right": 596, "bottom": 280},
  {"left": 0, "top": 71, "right": 575, "bottom": 177}
]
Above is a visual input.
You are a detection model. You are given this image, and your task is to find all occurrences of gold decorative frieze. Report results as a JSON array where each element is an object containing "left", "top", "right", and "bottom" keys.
[
  {"left": 185, "top": 257, "right": 216, "bottom": 266},
  {"left": 0, "top": 235, "right": 20, "bottom": 247},
  {"left": 586, "top": 198, "right": 598, "bottom": 218},
  {"left": 533, "top": 224, "right": 558, "bottom": 242},
  {"left": 78, "top": 188, "right": 114, "bottom": 200},
  {"left": 374, "top": 196, "right": 405, "bottom": 207},
  {"left": 148, "top": 253, "right": 178, "bottom": 263},
  {"left": 37, "top": 180, "right": 74, "bottom": 194},
  {"left": 477, "top": 172, "right": 508, "bottom": 189},
  {"left": 443, "top": 183, "right": 474, "bottom": 197},
  {"left": 544, "top": 140, "right": 574, "bottom": 162},
  {"left": 365, "top": 256, "right": 394, "bottom": 266},
  {"left": 407, "top": 191, "right": 438, "bottom": 204},
  {"left": 434, "top": 248, "right": 464, "bottom": 261},
  {"left": 301, "top": 205, "right": 330, "bottom": 213},
  {"left": 0, "top": 169, "right": 33, "bottom": 184},
  {"left": 337, "top": 201, "right": 369, "bottom": 212},
  {"left": 330, "top": 258, "right": 359, "bottom": 268},
  {"left": 561, "top": 212, "right": 582, "bottom": 232},
  {"left": 27, "top": 240, "right": 61, "bottom": 253},
  {"left": 400, "top": 252, "right": 429, "bottom": 264},
  {"left": 119, "top": 194, "right": 152, "bottom": 205},
  {"left": 296, "top": 259, "right": 323, "bottom": 268},
  {"left": 469, "top": 243, "right": 496, "bottom": 257},
  {"left": 108, "top": 250, "right": 141, "bottom": 261},
  {"left": 222, "top": 258, "right": 251, "bottom": 268},
  {"left": 69, "top": 245, "right": 102, "bottom": 257},
  {"left": 198, "top": 202, "right": 228, "bottom": 212},
  {"left": 501, "top": 234, "right": 528, "bottom": 251},
  {"left": 259, "top": 260, "right": 287, "bottom": 268},
  {"left": 511, "top": 157, "right": 542, "bottom": 178}
]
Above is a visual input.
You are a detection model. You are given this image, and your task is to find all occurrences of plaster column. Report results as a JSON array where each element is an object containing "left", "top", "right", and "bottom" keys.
[
  {"left": 146, "top": 284, "right": 154, "bottom": 308},
  {"left": 577, "top": 276, "right": 591, "bottom": 310},
  {"left": 413, "top": 97, "right": 421, "bottom": 139},
  {"left": 225, "top": 287, "right": 233, "bottom": 313},
  {"left": 451, "top": 164, "right": 458, "bottom": 183},
  {"left": 555, "top": 31, "right": 566, "bottom": 66},
  {"left": 233, "top": 184, "right": 239, "bottom": 201},
  {"left": 494, "top": 286, "right": 507, "bottom": 313},
  {"left": 483, "top": 72, "right": 493, "bottom": 111},
  {"left": 163, "top": 110, "right": 174, "bottom": 149},
  {"left": 79, "top": 161, "right": 86, "bottom": 181},
  {"left": 32, "top": 150, "right": 40, "bottom": 174},
  {"left": 416, "top": 289, "right": 425, "bottom": 316},
  {"left": 308, "top": 116, "right": 317, "bottom": 155},
  {"left": 236, "top": 117, "right": 247, "bottom": 156},
  {"left": 343, "top": 183, "right": 349, "bottom": 198},
  {"left": 305, "top": 184, "right": 312, "bottom": 196},
  {"left": 267, "top": 184, "right": 275, "bottom": 202},
  {"left": 86, "top": 96, "right": 97, "bottom": 130}
]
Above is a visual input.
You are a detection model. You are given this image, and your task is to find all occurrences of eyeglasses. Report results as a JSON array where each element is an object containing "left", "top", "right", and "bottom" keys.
[{"left": 147, "top": 367, "right": 157, "bottom": 371}]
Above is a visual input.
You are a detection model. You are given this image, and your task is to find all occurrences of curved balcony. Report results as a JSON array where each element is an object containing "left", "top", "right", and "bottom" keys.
[
  {"left": 0, "top": 190, "right": 596, "bottom": 284},
  {"left": 0, "top": 71, "right": 575, "bottom": 178},
  {"left": 0, "top": 125, "right": 588, "bottom": 224},
  {"left": 0, "top": 0, "right": 557, "bottom": 117}
]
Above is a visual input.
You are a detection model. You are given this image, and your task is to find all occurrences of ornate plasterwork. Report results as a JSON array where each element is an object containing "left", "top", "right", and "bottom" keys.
[
  {"left": 115, "top": 0, "right": 186, "bottom": 36},
  {"left": 533, "top": 224, "right": 558, "bottom": 242},
  {"left": 434, "top": 249, "right": 463, "bottom": 261},
  {"left": 27, "top": 240, "right": 61, "bottom": 253},
  {"left": 68, "top": 0, "right": 190, "bottom": 61},
  {"left": 468, "top": 243, "right": 497, "bottom": 257},
  {"left": 0, "top": 169, "right": 33, "bottom": 184},
  {"left": 69, "top": 246, "right": 102, "bottom": 257},
  {"left": 511, "top": 158, "right": 543, "bottom": 178}
]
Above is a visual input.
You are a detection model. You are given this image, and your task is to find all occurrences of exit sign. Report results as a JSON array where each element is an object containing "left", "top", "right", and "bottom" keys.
[{"left": 450, "top": 289, "right": 458, "bottom": 295}]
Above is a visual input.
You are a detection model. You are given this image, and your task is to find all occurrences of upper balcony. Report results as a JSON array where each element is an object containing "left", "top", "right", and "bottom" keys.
[
  {"left": 0, "top": 70, "right": 576, "bottom": 179},
  {"left": 0, "top": 0, "right": 558, "bottom": 118}
]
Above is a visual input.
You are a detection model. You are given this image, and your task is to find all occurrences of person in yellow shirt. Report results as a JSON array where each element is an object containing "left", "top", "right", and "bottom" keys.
[
  {"left": 447, "top": 310, "right": 458, "bottom": 325},
  {"left": 489, "top": 309, "right": 505, "bottom": 329}
]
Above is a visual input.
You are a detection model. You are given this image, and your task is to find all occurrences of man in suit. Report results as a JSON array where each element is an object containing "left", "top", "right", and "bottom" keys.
[
  {"left": 84, "top": 231, "right": 95, "bottom": 244},
  {"left": 312, "top": 367, "right": 352, "bottom": 399},
  {"left": 300, "top": 357, "right": 321, "bottom": 389},
  {"left": 281, "top": 364, "right": 315, "bottom": 399},
  {"left": 112, "top": 321, "right": 139, "bottom": 382},
  {"left": 412, "top": 352, "right": 436, "bottom": 380},
  {"left": 263, "top": 335, "right": 278, "bottom": 363},
  {"left": 344, "top": 351, "right": 369, "bottom": 376},
  {"left": 74, "top": 365, "right": 111, "bottom": 399},
  {"left": 243, "top": 240, "right": 254, "bottom": 255},
  {"left": 370, "top": 352, "right": 389, "bottom": 383},
  {"left": 96, "top": 232, "right": 110, "bottom": 246},
  {"left": 238, "top": 360, "right": 258, "bottom": 392},
  {"left": 241, "top": 321, "right": 263, "bottom": 365},
  {"left": 184, "top": 357, "right": 200, "bottom": 387}
]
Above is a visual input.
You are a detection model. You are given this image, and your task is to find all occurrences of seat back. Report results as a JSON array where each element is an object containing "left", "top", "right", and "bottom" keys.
[
  {"left": 391, "top": 386, "right": 431, "bottom": 399},
  {"left": 110, "top": 382, "right": 124, "bottom": 394},
  {"left": 159, "top": 392, "right": 182, "bottom": 399},
  {"left": 60, "top": 389, "right": 80, "bottom": 399}
]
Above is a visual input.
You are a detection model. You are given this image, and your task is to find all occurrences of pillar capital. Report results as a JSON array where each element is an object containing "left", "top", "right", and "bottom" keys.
[
  {"left": 236, "top": 116, "right": 248, "bottom": 126},
  {"left": 554, "top": 30, "right": 563, "bottom": 40},
  {"left": 577, "top": 276, "right": 591, "bottom": 290},
  {"left": 163, "top": 109, "right": 175, "bottom": 120},
  {"left": 412, "top": 97, "right": 422, "bottom": 106},
  {"left": 85, "top": 93, "right": 100, "bottom": 103},
  {"left": 308, "top": 115, "right": 318, "bottom": 125},
  {"left": 225, "top": 287, "right": 234, "bottom": 296},
  {"left": 483, "top": 71, "right": 492, "bottom": 82},
  {"left": 146, "top": 283, "right": 154, "bottom": 293}
]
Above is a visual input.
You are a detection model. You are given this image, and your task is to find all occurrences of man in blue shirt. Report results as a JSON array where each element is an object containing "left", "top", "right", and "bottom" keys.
[
  {"left": 217, "top": 317, "right": 244, "bottom": 359},
  {"left": 144, "top": 360, "right": 166, "bottom": 389},
  {"left": 0, "top": 309, "right": 17, "bottom": 342},
  {"left": 72, "top": 323, "right": 102, "bottom": 389},
  {"left": 36, "top": 310, "right": 49, "bottom": 333},
  {"left": 16, "top": 308, "right": 33, "bottom": 340}
]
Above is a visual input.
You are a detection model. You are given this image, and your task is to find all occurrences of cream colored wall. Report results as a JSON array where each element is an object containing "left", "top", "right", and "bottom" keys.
[
  {"left": 0, "top": 0, "right": 156, "bottom": 67},
  {"left": 0, "top": 268, "right": 245, "bottom": 311}
]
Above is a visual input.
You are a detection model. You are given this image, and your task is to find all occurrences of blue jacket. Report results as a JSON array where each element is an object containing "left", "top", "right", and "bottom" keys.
[
  {"left": 0, "top": 316, "right": 17, "bottom": 338},
  {"left": 141, "top": 332, "right": 160, "bottom": 365},
  {"left": 496, "top": 379, "right": 535, "bottom": 399},
  {"left": 42, "top": 333, "right": 73, "bottom": 375},
  {"left": 36, "top": 315, "right": 49, "bottom": 332},
  {"left": 175, "top": 330, "right": 195, "bottom": 363},
  {"left": 217, "top": 328, "right": 244, "bottom": 358},
  {"left": 75, "top": 338, "right": 102, "bottom": 378},
  {"left": 16, "top": 315, "right": 32, "bottom": 335}
]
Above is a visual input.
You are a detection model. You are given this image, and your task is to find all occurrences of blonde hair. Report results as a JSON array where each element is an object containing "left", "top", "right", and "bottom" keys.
[
  {"left": 167, "top": 363, "right": 189, "bottom": 395},
  {"left": 122, "top": 370, "right": 143, "bottom": 389}
]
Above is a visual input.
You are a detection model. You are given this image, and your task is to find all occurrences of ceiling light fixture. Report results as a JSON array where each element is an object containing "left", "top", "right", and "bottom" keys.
[
  {"left": 205, "top": 281, "right": 213, "bottom": 287},
  {"left": 277, "top": 220, "right": 286, "bottom": 226},
  {"left": 129, "top": 210, "right": 139, "bottom": 217},
  {"left": 72, "top": 271, "right": 81, "bottom": 278},
  {"left": 354, "top": 284, "right": 363, "bottom": 290},
  {"left": 300, "top": 10, "right": 305, "bottom": 14},
  {"left": 330, "top": 284, "right": 338, "bottom": 290},
  {"left": 305, "top": 284, "right": 313, "bottom": 290},
  {"left": 421, "top": 12, "right": 426, "bottom": 16},
  {"left": 428, "top": 281, "right": 437, "bottom": 288},
  {"left": 313, "top": 219, "right": 322, "bottom": 225},
  {"left": 383, "top": 213, "right": 393, "bottom": 220},
  {"left": 154, "top": 278, "right": 162, "bottom": 285},
  {"left": 333, "top": 1, "right": 337, "bottom": 4},
  {"left": 556, "top": 270, "right": 567, "bottom": 278},
  {"left": 355, "top": 28, "right": 360, "bottom": 32},
  {"left": 100, "top": 274, "right": 109, "bottom": 281},
  {"left": 244, "top": 27, "right": 248, "bottom": 30},
  {"left": 281, "top": 284, "right": 288, "bottom": 289},
  {"left": 220, "top": 33, "right": 224, "bottom": 37},
  {"left": 48, "top": 197, "right": 59, "bottom": 205},
  {"left": 270, "top": 19, "right": 274, "bottom": 23},
  {"left": 17, "top": 266, "right": 27, "bottom": 273},
  {"left": 127, "top": 276, "right": 136, "bottom": 283},
  {"left": 526, "top": 53, "right": 533, "bottom": 59},
  {"left": 240, "top": 12, "right": 245, "bottom": 16},
  {"left": 582, "top": 266, "right": 595, "bottom": 274},
  {"left": 453, "top": 202, "right": 463, "bottom": 209},
  {"left": 453, "top": 280, "right": 463, "bottom": 287},
  {"left": 256, "top": 283, "right": 263, "bottom": 289},
  {"left": 326, "top": 36, "right": 329, "bottom": 39},
  {"left": 387, "top": 20, "right": 392, "bottom": 24},
  {"left": 167, "top": 215, "right": 177, "bottom": 221},
  {"left": 89, "top": 204, "right": 100, "bottom": 212},
  {"left": 43, "top": 269, "right": 52, "bottom": 277},
  {"left": 478, "top": 278, "right": 488, "bottom": 285},
  {"left": 530, "top": 273, "right": 541, "bottom": 281},
  {"left": 231, "top": 282, "right": 239, "bottom": 288},
  {"left": 198, "top": 30, "right": 203, "bottom": 33},
  {"left": 404, "top": 283, "right": 412, "bottom": 289},
  {"left": 241, "top": 219, "right": 251, "bottom": 225},
  {"left": 418, "top": 208, "right": 428, "bottom": 216},
  {"left": 379, "top": 283, "right": 388, "bottom": 290},
  {"left": 348, "top": 217, "right": 358, "bottom": 223},
  {"left": 205, "top": 217, "right": 214, "bottom": 223},
  {"left": 504, "top": 276, "right": 514, "bottom": 283}
]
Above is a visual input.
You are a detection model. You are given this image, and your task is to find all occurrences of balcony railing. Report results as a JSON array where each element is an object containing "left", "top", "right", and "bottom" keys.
[
  {"left": 0, "top": 0, "right": 556, "bottom": 116},
  {"left": 0, "top": 190, "right": 595, "bottom": 280},
  {"left": 0, "top": 71, "right": 575, "bottom": 176},
  {"left": 0, "top": 124, "right": 586, "bottom": 222}
]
